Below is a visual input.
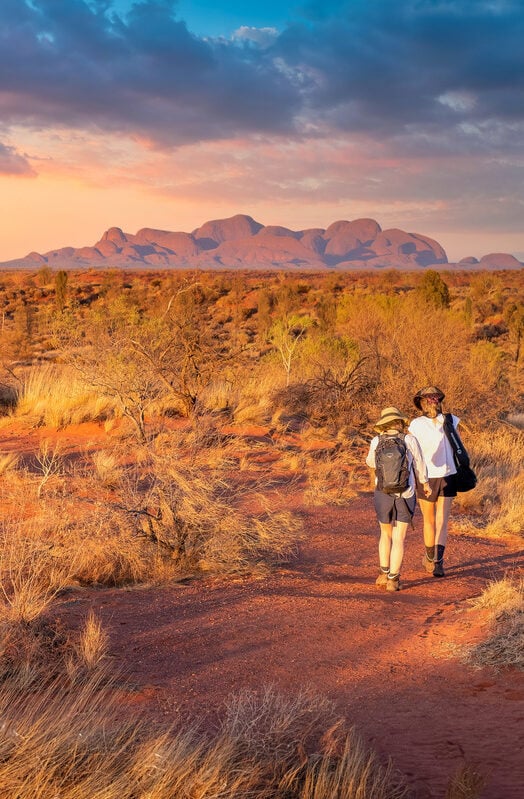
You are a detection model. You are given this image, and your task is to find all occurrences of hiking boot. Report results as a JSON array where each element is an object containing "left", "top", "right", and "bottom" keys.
[
  {"left": 422, "top": 554, "right": 434, "bottom": 574},
  {"left": 386, "top": 574, "right": 401, "bottom": 592},
  {"left": 375, "top": 572, "right": 389, "bottom": 587},
  {"left": 433, "top": 559, "right": 445, "bottom": 578}
]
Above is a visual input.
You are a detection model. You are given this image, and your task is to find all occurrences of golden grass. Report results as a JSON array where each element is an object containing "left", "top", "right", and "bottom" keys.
[
  {"left": 0, "top": 680, "right": 412, "bottom": 799},
  {"left": 304, "top": 452, "right": 359, "bottom": 505},
  {"left": 461, "top": 574, "right": 524, "bottom": 671},
  {"left": 15, "top": 363, "right": 117, "bottom": 427},
  {"left": 74, "top": 610, "right": 109, "bottom": 671},
  {"left": 453, "top": 425, "right": 524, "bottom": 538},
  {"left": 0, "top": 518, "right": 72, "bottom": 624}
]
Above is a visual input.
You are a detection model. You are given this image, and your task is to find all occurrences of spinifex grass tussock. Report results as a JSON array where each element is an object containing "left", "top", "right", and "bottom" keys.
[
  {"left": 461, "top": 574, "right": 524, "bottom": 671},
  {"left": 15, "top": 363, "right": 117, "bottom": 428},
  {"left": 0, "top": 680, "right": 412, "bottom": 799}
]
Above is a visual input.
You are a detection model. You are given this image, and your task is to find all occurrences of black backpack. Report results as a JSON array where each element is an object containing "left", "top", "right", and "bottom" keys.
[{"left": 375, "top": 433, "right": 410, "bottom": 494}]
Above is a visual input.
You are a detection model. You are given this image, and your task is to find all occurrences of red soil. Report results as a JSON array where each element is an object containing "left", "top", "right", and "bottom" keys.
[{"left": 3, "top": 422, "right": 523, "bottom": 798}]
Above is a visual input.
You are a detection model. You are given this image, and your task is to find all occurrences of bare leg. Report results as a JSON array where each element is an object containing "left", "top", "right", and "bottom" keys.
[
  {"left": 378, "top": 522, "right": 393, "bottom": 568},
  {"left": 418, "top": 498, "right": 437, "bottom": 547},
  {"left": 389, "top": 521, "right": 408, "bottom": 574},
  {"left": 435, "top": 496, "right": 453, "bottom": 546}
]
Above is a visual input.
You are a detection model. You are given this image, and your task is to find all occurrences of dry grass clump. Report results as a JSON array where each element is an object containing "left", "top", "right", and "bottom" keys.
[
  {"left": 0, "top": 451, "right": 19, "bottom": 474},
  {"left": 304, "top": 452, "right": 359, "bottom": 505},
  {"left": 91, "top": 448, "right": 123, "bottom": 487},
  {"left": 453, "top": 425, "right": 524, "bottom": 537},
  {"left": 0, "top": 517, "right": 111, "bottom": 683},
  {"left": 0, "top": 681, "right": 412, "bottom": 799},
  {"left": 445, "top": 764, "right": 484, "bottom": 799},
  {"left": 15, "top": 363, "right": 117, "bottom": 427},
  {"left": 461, "top": 574, "right": 524, "bottom": 671},
  {"left": 0, "top": 518, "right": 72, "bottom": 625}
]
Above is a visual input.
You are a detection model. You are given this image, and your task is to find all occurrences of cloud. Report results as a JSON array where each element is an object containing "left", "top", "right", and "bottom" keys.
[
  {"left": 0, "top": 0, "right": 300, "bottom": 144},
  {"left": 0, "top": 0, "right": 522, "bottom": 152},
  {"left": 232, "top": 26, "right": 279, "bottom": 48},
  {"left": 0, "top": 142, "right": 36, "bottom": 176}
]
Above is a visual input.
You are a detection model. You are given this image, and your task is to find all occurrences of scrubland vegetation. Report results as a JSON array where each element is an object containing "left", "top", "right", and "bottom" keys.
[{"left": 0, "top": 266, "right": 522, "bottom": 797}]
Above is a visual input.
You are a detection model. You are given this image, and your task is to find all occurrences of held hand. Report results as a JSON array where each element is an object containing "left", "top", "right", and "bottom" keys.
[{"left": 423, "top": 482, "right": 432, "bottom": 498}]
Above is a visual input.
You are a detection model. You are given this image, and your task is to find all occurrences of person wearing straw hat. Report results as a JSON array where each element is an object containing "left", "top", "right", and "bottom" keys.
[
  {"left": 366, "top": 407, "right": 430, "bottom": 591},
  {"left": 408, "top": 386, "right": 459, "bottom": 578}
]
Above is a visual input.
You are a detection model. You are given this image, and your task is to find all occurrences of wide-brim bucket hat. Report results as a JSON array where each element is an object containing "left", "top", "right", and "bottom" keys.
[
  {"left": 373, "top": 406, "right": 408, "bottom": 432},
  {"left": 413, "top": 385, "right": 445, "bottom": 410}
]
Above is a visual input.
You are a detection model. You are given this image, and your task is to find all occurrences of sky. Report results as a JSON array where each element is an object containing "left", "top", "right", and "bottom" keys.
[{"left": 1, "top": 0, "right": 523, "bottom": 263}]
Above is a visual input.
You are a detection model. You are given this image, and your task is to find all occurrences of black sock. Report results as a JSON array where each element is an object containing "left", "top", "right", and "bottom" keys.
[
  {"left": 425, "top": 545, "right": 435, "bottom": 561},
  {"left": 435, "top": 544, "right": 445, "bottom": 563},
  {"left": 380, "top": 566, "right": 390, "bottom": 574},
  {"left": 388, "top": 572, "right": 400, "bottom": 580}
]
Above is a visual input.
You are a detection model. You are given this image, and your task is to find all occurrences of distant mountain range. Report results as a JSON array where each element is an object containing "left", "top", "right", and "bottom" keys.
[{"left": 3, "top": 214, "right": 523, "bottom": 271}]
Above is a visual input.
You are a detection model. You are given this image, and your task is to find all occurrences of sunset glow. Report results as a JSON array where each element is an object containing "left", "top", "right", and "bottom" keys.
[{"left": 1, "top": 0, "right": 523, "bottom": 263}]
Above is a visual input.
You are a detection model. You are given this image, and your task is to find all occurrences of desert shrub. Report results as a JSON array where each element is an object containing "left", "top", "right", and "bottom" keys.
[
  {"left": 0, "top": 451, "right": 19, "bottom": 474},
  {"left": 336, "top": 292, "right": 507, "bottom": 420},
  {"left": 460, "top": 574, "right": 523, "bottom": 671},
  {"left": 54, "top": 286, "right": 229, "bottom": 438},
  {"left": 116, "top": 450, "right": 303, "bottom": 574},
  {"left": 0, "top": 681, "right": 412, "bottom": 799},
  {"left": 92, "top": 449, "right": 123, "bottom": 488}
]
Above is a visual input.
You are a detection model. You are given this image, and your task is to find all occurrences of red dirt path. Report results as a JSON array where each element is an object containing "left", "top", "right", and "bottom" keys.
[
  {"left": 63, "top": 496, "right": 523, "bottom": 799},
  {"left": 2, "top": 420, "right": 523, "bottom": 797}
]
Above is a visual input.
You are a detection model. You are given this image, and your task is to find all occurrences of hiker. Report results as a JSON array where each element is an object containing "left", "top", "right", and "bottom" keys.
[
  {"left": 366, "top": 407, "right": 430, "bottom": 592},
  {"left": 408, "top": 386, "right": 459, "bottom": 578}
]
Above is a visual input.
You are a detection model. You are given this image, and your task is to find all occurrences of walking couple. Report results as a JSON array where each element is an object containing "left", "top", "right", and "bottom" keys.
[{"left": 366, "top": 386, "right": 461, "bottom": 592}]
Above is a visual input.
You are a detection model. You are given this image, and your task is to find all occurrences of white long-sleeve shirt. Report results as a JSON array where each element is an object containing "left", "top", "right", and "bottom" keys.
[
  {"left": 366, "top": 432, "right": 428, "bottom": 498},
  {"left": 408, "top": 414, "right": 459, "bottom": 478}
]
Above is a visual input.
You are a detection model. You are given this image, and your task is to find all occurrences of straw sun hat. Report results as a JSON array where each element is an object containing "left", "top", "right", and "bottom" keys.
[{"left": 373, "top": 406, "right": 408, "bottom": 432}]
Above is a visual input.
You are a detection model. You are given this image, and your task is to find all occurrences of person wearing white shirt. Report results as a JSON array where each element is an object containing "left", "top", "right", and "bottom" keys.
[
  {"left": 408, "top": 386, "right": 459, "bottom": 578},
  {"left": 366, "top": 406, "right": 430, "bottom": 592}
]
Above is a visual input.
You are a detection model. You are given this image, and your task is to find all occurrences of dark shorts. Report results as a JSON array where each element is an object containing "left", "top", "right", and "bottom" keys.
[
  {"left": 416, "top": 476, "right": 457, "bottom": 501},
  {"left": 373, "top": 491, "right": 416, "bottom": 524}
]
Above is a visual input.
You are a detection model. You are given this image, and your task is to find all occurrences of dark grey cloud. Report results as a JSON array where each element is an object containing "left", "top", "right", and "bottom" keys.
[
  {"left": 0, "top": 0, "right": 523, "bottom": 150},
  {"left": 0, "top": 0, "right": 301, "bottom": 142},
  {"left": 279, "top": 1, "right": 524, "bottom": 140},
  {"left": 0, "top": 142, "right": 36, "bottom": 176}
]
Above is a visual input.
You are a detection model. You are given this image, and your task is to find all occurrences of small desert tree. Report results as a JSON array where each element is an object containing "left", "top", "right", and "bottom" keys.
[
  {"left": 54, "top": 284, "right": 227, "bottom": 440},
  {"left": 504, "top": 302, "right": 524, "bottom": 363},
  {"left": 417, "top": 269, "right": 450, "bottom": 309},
  {"left": 269, "top": 314, "right": 313, "bottom": 385}
]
